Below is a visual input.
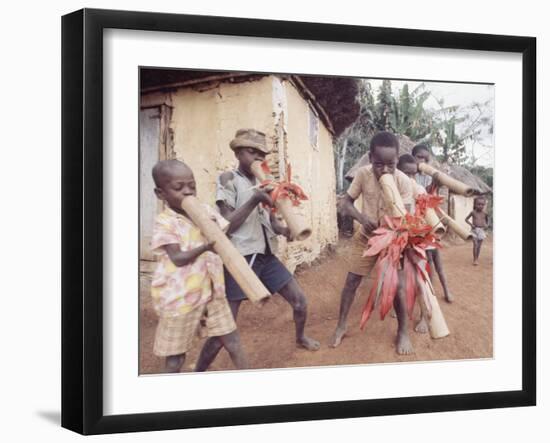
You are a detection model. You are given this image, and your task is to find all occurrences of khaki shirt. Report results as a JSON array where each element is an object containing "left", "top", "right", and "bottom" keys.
[
  {"left": 347, "top": 165, "right": 413, "bottom": 231},
  {"left": 215, "top": 169, "right": 278, "bottom": 256}
]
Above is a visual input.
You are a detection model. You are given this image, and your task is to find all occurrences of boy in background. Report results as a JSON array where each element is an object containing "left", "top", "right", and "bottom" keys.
[{"left": 466, "top": 196, "right": 490, "bottom": 265}]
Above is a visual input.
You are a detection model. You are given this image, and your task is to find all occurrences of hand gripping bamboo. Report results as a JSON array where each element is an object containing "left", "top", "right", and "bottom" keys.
[
  {"left": 180, "top": 196, "right": 270, "bottom": 304},
  {"left": 250, "top": 161, "right": 312, "bottom": 241},
  {"left": 418, "top": 163, "right": 477, "bottom": 197}
]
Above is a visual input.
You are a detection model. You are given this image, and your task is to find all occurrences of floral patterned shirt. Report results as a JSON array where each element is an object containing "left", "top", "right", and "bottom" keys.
[{"left": 150, "top": 205, "right": 228, "bottom": 318}]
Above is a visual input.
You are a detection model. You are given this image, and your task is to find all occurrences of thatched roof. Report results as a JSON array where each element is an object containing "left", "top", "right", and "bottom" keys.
[
  {"left": 140, "top": 69, "right": 359, "bottom": 137},
  {"left": 345, "top": 134, "right": 492, "bottom": 193}
]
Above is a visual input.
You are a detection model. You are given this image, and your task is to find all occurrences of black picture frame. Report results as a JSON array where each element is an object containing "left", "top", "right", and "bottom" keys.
[{"left": 61, "top": 8, "right": 536, "bottom": 435}]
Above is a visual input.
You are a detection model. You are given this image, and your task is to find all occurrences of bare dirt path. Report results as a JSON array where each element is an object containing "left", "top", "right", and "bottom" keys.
[{"left": 139, "top": 236, "right": 493, "bottom": 374}]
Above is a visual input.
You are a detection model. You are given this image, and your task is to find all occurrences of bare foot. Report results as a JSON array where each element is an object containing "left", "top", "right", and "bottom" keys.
[
  {"left": 473, "top": 260, "right": 479, "bottom": 266},
  {"left": 396, "top": 331, "right": 414, "bottom": 355},
  {"left": 445, "top": 292, "right": 454, "bottom": 303},
  {"left": 297, "top": 335, "right": 320, "bottom": 351},
  {"left": 329, "top": 326, "right": 347, "bottom": 348},
  {"left": 414, "top": 317, "right": 429, "bottom": 334}
]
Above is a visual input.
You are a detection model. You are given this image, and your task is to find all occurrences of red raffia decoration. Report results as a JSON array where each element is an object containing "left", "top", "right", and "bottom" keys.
[
  {"left": 414, "top": 193, "right": 443, "bottom": 217},
  {"left": 359, "top": 193, "right": 443, "bottom": 330},
  {"left": 259, "top": 161, "right": 308, "bottom": 212}
]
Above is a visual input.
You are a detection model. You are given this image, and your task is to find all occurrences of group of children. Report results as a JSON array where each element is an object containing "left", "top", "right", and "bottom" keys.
[{"left": 149, "top": 128, "right": 490, "bottom": 372}]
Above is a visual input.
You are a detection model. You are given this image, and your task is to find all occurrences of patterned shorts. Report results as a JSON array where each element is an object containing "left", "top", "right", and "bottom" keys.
[
  {"left": 153, "top": 295, "right": 236, "bottom": 357},
  {"left": 471, "top": 227, "right": 487, "bottom": 241}
]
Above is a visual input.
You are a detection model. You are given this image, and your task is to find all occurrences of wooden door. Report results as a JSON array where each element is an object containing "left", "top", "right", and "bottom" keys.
[{"left": 140, "top": 107, "right": 162, "bottom": 262}]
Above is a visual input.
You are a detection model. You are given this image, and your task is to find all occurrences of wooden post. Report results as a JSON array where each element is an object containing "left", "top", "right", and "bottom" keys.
[
  {"left": 250, "top": 161, "right": 312, "bottom": 241},
  {"left": 180, "top": 196, "right": 270, "bottom": 304},
  {"left": 418, "top": 163, "right": 477, "bottom": 197}
]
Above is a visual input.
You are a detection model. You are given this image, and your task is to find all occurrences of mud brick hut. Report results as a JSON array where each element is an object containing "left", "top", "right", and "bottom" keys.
[
  {"left": 140, "top": 69, "right": 359, "bottom": 272},
  {"left": 344, "top": 134, "right": 492, "bottom": 242}
]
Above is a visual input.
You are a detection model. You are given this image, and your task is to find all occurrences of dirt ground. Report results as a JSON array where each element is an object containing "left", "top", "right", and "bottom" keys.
[{"left": 139, "top": 236, "right": 493, "bottom": 374}]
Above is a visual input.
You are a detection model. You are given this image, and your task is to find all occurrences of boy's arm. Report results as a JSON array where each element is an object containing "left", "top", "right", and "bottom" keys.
[
  {"left": 465, "top": 212, "right": 474, "bottom": 228},
  {"left": 163, "top": 242, "right": 215, "bottom": 267},
  {"left": 339, "top": 193, "right": 377, "bottom": 233},
  {"left": 216, "top": 171, "right": 274, "bottom": 234},
  {"left": 218, "top": 188, "right": 273, "bottom": 235}
]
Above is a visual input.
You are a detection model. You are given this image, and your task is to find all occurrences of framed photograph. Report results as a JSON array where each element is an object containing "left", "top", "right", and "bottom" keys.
[{"left": 62, "top": 8, "right": 536, "bottom": 435}]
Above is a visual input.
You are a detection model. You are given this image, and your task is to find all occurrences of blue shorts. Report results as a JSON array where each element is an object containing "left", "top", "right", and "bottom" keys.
[{"left": 224, "top": 253, "right": 293, "bottom": 301}]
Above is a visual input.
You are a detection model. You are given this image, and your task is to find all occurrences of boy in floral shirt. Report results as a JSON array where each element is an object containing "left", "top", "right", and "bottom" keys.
[{"left": 150, "top": 159, "right": 248, "bottom": 372}]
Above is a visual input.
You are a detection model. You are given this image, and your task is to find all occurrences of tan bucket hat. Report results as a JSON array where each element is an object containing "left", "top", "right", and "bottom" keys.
[{"left": 229, "top": 128, "right": 270, "bottom": 154}]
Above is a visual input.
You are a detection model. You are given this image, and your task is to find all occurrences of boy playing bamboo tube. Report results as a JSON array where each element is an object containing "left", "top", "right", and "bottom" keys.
[
  {"left": 466, "top": 196, "right": 490, "bottom": 265},
  {"left": 410, "top": 146, "right": 454, "bottom": 303},
  {"left": 195, "top": 129, "right": 319, "bottom": 371},
  {"left": 329, "top": 131, "right": 415, "bottom": 354},
  {"left": 398, "top": 153, "right": 452, "bottom": 334},
  {"left": 150, "top": 159, "right": 248, "bottom": 373}
]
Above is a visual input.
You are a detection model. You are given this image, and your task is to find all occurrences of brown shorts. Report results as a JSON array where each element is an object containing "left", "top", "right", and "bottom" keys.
[
  {"left": 153, "top": 294, "right": 236, "bottom": 357},
  {"left": 347, "top": 230, "right": 378, "bottom": 277}
]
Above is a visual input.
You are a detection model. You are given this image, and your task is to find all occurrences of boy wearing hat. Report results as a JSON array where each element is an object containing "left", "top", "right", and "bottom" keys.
[{"left": 195, "top": 129, "right": 320, "bottom": 371}]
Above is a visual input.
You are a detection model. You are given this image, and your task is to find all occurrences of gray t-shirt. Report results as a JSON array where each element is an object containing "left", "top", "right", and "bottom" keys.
[
  {"left": 415, "top": 172, "right": 433, "bottom": 189},
  {"left": 215, "top": 169, "right": 278, "bottom": 256}
]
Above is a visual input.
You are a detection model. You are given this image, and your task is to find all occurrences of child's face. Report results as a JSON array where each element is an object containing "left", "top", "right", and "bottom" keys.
[
  {"left": 414, "top": 149, "right": 430, "bottom": 165},
  {"left": 236, "top": 147, "right": 267, "bottom": 173},
  {"left": 474, "top": 198, "right": 486, "bottom": 211},
  {"left": 400, "top": 161, "right": 418, "bottom": 178},
  {"left": 154, "top": 164, "right": 197, "bottom": 213},
  {"left": 369, "top": 146, "right": 398, "bottom": 180}
]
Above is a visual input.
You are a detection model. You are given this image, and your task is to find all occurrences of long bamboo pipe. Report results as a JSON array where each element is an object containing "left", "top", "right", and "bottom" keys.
[
  {"left": 250, "top": 161, "right": 312, "bottom": 241},
  {"left": 418, "top": 163, "right": 477, "bottom": 197},
  {"left": 180, "top": 196, "right": 270, "bottom": 304}
]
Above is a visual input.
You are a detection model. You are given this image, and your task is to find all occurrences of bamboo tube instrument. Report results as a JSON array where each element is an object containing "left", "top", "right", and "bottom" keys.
[
  {"left": 416, "top": 274, "right": 450, "bottom": 339},
  {"left": 379, "top": 173, "right": 407, "bottom": 217},
  {"left": 378, "top": 173, "right": 450, "bottom": 339},
  {"left": 250, "top": 161, "right": 312, "bottom": 241},
  {"left": 411, "top": 178, "right": 446, "bottom": 236},
  {"left": 418, "top": 163, "right": 477, "bottom": 197},
  {"left": 435, "top": 207, "right": 473, "bottom": 241},
  {"left": 180, "top": 196, "right": 270, "bottom": 304}
]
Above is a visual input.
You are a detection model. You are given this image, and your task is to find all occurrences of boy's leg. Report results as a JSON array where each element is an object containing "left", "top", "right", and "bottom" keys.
[
  {"left": 219, "top": 330, "right": 249, "bottom": 369},
  {"left": 278, "top": 278, "right": 320, "bottom": 351},
  {"left": 329, "top": 272, "right": 363, "bottom": 347},
  {"left": 394, "top": 270, "right": 414, "bottom": 355},
  {"left": 432, "top": 249, "right": 454, "bottom": 303},
  {"left": 474, "top": 240, "right": 483, "bottom": 264},
  {"left": 426, "top": 250, "right": 435, "bottom": 281},
  {"left": 194, "top": 300, "right": 242, "bottom": 372},
  {"left": 472, "top": 239, "right": 479, "bottom": 265},
  {"left": 165, "top": 353, "right": 186, "bottom": 373}
]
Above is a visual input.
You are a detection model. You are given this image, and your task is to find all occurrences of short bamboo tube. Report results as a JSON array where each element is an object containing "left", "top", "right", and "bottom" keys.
[
  {"left": 417, "top": 275, "right": 450, "bottom": 339},
  {"left": 250, "top": 161, "right": 312, "bottom": 241},
  {"left": 435, "top": 207, "right": 473, "bottom": 241},
  {"left": 418, "top": 163, "right": 477, "bottom": 197},
  {"left": 379, "top": 173, "right": 407, "bottom": 217},
  {"left": 180, "top": 196, "right": 270, "bottom": 304}
]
